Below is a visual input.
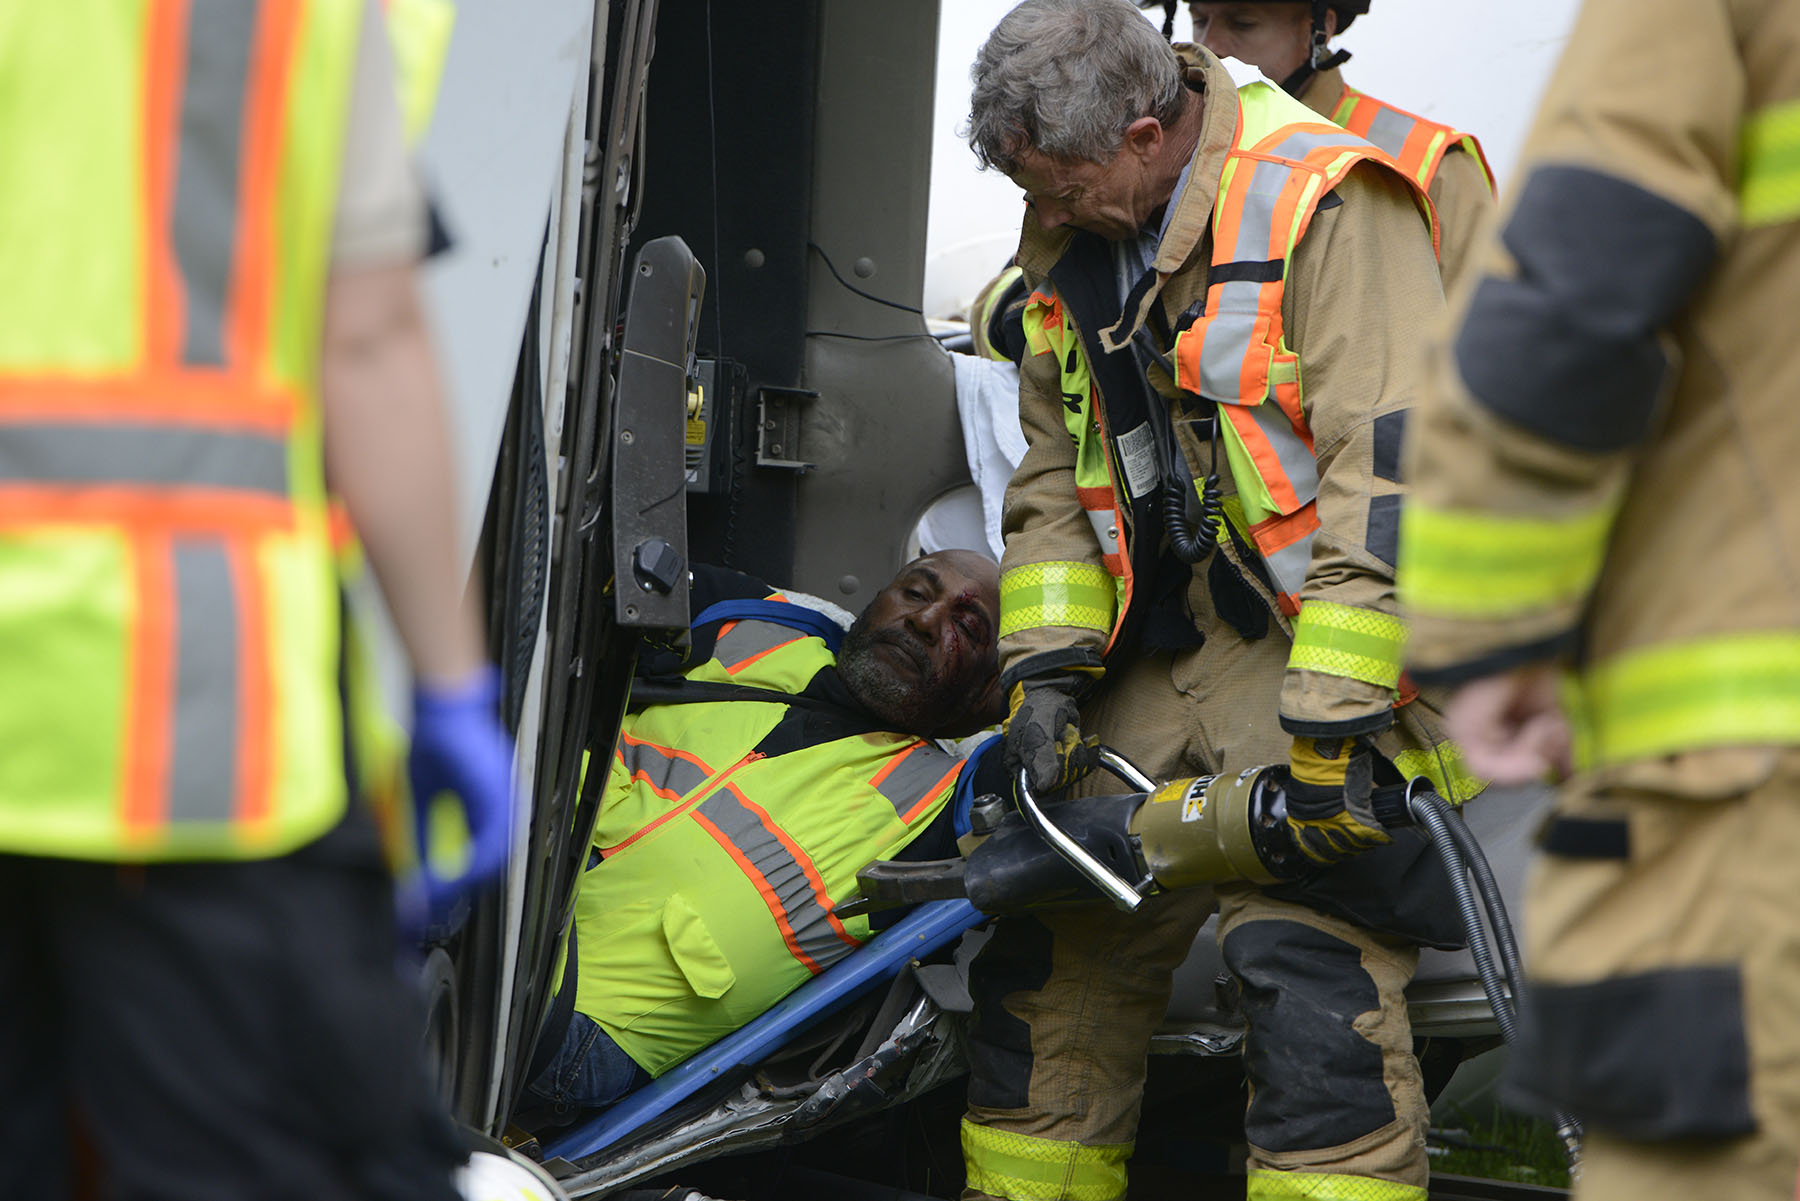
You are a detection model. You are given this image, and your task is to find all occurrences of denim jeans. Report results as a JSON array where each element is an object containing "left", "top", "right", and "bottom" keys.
[{"left": 522, "top": 1013, "right": 649, "bottom": 1114}]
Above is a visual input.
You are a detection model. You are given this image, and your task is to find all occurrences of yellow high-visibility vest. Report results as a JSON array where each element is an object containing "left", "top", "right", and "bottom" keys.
[
  {"left": 0, "top": 0, "right": 365, "bottom": 861},
  {"left": 1007, "top": 77, "right": 1430, "bottom": 644},
  {"left": 575, "top": 612, "right": 964, "bottom": 1076},
  {"left": 1330, "top": 86, "right": 1494, "bottom": 197}
]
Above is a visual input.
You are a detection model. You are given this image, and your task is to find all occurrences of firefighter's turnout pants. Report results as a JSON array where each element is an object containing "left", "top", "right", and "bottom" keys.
[
  {"left": 1505, "top": 747, "right": 1800, "bottom": 1201},
  {"left": 962, "top": 632, "right": 1439, "bottom": 1201}
]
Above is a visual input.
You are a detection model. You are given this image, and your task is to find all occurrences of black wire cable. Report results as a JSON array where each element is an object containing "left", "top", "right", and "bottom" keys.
[
  {"left": 807, "top": 241, "right": 923, "bottom": 315},
  {"left": 1164, "top": 414, "right": 1224, "bottom": 565},
  {"left": 804, "top": 329, "right": 941, "bottom": 344}
]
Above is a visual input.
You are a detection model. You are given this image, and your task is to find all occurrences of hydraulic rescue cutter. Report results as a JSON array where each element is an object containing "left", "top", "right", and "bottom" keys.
[{"left": 846, "top": 749, "right": 1440, "bottom": 917}]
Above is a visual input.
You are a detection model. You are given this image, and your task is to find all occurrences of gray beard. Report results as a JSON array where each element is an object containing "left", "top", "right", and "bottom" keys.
[{"left": 837, "top": 618, "right": 937, "bottom": 734}]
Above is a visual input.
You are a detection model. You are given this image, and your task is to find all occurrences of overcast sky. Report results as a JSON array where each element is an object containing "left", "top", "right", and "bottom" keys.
[{"left": 922, "top": 0, "right": 1586, "bottom": 317}]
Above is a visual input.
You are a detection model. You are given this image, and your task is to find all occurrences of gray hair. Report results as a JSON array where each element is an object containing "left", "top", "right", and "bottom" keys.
[{"left": 967, "top": 0, "right": 1186, "bottom": 174}]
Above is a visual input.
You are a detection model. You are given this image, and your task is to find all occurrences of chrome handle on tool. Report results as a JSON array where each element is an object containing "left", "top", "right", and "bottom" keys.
[
  {"left": 1095, "top": 745, "right": 1156, "bottom": 794},
  {"left": 1013, "top": 745, "right": 1154, "bottom": 913}
]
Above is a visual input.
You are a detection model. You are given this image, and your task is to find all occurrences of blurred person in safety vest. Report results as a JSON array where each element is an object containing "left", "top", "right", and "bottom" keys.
[
  {"left": 1164, "top": 0, "right": 1495, "bottom": 294},
  {"left": 0, "top": 2, "right": 511, "bottom": 1198},
  {"left": 519, "top": 553, "right": 1010, "bottom": 1120},
  {"left": 956, "top": 2, "right": 1482, "bottom": 1199},
  {"left": 1399, "top": 1, "right": 1800, "bottom": 1198}
]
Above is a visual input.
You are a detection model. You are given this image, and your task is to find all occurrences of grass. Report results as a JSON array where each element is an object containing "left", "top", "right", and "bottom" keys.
[{"left": 1429, "top": 1111, "right": 1575, "bottom": 1190}]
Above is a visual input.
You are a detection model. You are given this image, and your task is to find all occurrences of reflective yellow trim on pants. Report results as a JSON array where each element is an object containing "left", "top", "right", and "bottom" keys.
[
  {"left": 1288, "top": 601, "right": 1408, "bottom": 689},
  {"left": 1392, "top": 743, "right": 1485, "bottom": 805},
  {"left": 1568, "top": 630, "right": 1800, "bottom": 768},
  {"left": 961, "top": 1119, "right": 1131, "bottom": 1201},
  {"left": 1398, "top": 500, "right": 1617, "bottom": 619},
  {"left": 1000, "top": 561, "right": 1117, "bottom": 639},
  {"left": 1741, "top": 98, "right": 1800, "bottom": 228},
  {"left": 1247, "top": 1168, "right": 1426, "bottom": 1200}
]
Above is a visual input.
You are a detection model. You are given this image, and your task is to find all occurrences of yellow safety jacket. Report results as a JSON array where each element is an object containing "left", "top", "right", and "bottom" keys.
[
  {"left": 0, "top": 0, "right": 367, "bottom": 861},
  {"left": 574, "top": 605, "right": 965, "bottom": 1077}
]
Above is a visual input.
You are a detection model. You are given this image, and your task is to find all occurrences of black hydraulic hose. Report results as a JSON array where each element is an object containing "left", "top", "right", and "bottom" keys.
[
  {"left": 1407, "top": 787, "right": 1583, "bottom": 1171},
  {"left": 1408, "top": 791, "right": 1520, "bottom": 1045},
  {"left": 1429, "top": 794, "right": 1527, "bottom": 997}
]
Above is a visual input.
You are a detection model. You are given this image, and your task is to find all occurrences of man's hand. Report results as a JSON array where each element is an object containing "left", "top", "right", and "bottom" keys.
[
  {"left": 1444, "top": 665, "right": 1573, "bottom": 785},
  {"left": 1284, "top": 736, "right": 1389, "bottom": 865},
  {"left": 1004, "top": 675, "right": 1100, "bottom": 795},
  {"left": 408, "top": 667, "right": 515, "bottom": 916}
]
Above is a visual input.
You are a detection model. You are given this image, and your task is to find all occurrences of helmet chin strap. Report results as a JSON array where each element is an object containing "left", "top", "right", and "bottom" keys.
[{"left": 1278, "top": 0, "right": 1352, "bottom": 97}]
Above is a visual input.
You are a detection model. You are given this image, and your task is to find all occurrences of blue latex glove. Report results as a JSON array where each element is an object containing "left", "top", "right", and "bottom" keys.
[{"left": 408, "top": 666, "right": 515, "bottom": 917}]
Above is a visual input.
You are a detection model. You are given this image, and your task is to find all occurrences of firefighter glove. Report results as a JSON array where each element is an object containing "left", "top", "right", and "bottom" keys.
[
  {"left": 408, "top": 666, "right": 516, "bottom": 916},
  {"left": 1284, "top": 735, "right": 1389, "bottom": 865},
  {"left": 1004, "top": 674, "right": 1100, "bottom": 796}
]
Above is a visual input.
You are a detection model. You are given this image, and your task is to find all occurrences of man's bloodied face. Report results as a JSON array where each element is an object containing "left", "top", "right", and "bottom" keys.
[{"left": 837, "top": 550, "right": 1006, "bottom": 739}]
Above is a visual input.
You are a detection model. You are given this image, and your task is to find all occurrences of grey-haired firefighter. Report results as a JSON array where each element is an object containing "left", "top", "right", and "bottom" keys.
[{"left": 957, "top": 2, "right": 1483, "bottom": 1199}]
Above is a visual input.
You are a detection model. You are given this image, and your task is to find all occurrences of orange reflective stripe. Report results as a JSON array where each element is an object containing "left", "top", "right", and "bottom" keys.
[
  {"left": 1333, "top": 90, "right": 1379, "bottom": 139},
  {"left": 1250, "top": 504, "right": 1319, "bottom": 614},
  {"left": 0, "top": 486, "right": 296, "bottom": 537},
  {"left": 725, "top": 634, "right": 805, "bottom": 677},
  {"left": 615, "top": 731, "right": 717, "bottom": 802},
  {"left": 733, "top": 788, "right": 861, "bottom": 952},
  {"left": 1396, "top": 119, "right": 1440, "bottom": 181},
  {"left": 0, "top": 376, "right": 298, "bottom": 430},
  {"left": 1331, "top": 86, "right": 1494, "bottom": 199},
  {"left": 1250, "top": 504, "right": 1320, "bottom": 554},
  {"left": 327, "top": 502, "right": 355, "bottom": 552},
  {"left": 691, "top": 804, "right": 824, "bottom": 975},
  {"left": 868, "top": 740, "right": 962, "bottom": 824},
  {"left": 1221, "top": 404, "right": 1303, "bottom": 513},
  {"left": 122, "top": 535, "right": 175, "bottom": 842},
  {"left": 1088, "top": 386, "right": 1136, "bottom": 656},
  {"left": 693, "top": 781, "right": 865, "bottom": 975},
  {"left": 229, "top": 0, "right": 303, "bottom": 371},
  {"left": 601, "top": 739, "right": 735, "bottom": 854},
  {"left": 142, "top": 0, "right": 187, "bottom": 367}
]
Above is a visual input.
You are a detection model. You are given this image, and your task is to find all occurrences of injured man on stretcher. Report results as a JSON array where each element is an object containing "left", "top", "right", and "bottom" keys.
[{"left": 520, "top": 551, "right": 1010, "bottom": 1119}]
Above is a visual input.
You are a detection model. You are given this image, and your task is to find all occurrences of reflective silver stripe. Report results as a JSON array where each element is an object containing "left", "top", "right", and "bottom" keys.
[
  {"left": 872, "top": 742, "right": 959, "bottom": 820},
  {"left": 168, "top": 540, "right": 240, "bottom": 824},
  {"left": 1364, "top": 107, "right": 1417, "bottom": 161},
  {"left": 1248, "top": 402, "right": 1319, "bottom": 506},
  {"left": 1196, "top": 281, "right": 1262, "bottom": 402},
  {"left": 1263, "top": 529, "right": 1315, "bottom": 598},
  {"left": 1227, "top": 156, "right": 1298, "bottom": 262},
  {"left": 697, "top": 790, "right": 853, "bottom": 970},
  {"left": 714, "top": 619, "right": 805, "bottom": 670},
  {"left": 1085, "top": 507, "right": 1120, "bottom": 557},
  {"left": 1264, "top": 127, "right": 1368, "bottom": 164},
  {"left": 173, "top": 0, "right": 258, "bottom": 366},
  {"left": 617, "top": 737, "right": 712, "bottom": 799},
  {"left": 0, "top": 425, "right": 289, "bottom": 495}
]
